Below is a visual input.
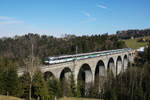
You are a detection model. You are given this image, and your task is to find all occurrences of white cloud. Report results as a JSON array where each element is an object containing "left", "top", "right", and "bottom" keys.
[
  {"left": 82, "top": 11, "right": 91, "bottom": 17},
  {"left": 0, "top": 16, "right": 25, "bottom": 37},
  {"left": 84, "top": 12, "right": 91, "bottom": 17},
  {"left": 0, "top": 20, "right": 24, "bottom": 25},
  {"left": 81, "top": 11, "right": 96, "bottom": 23},
  {"left": 0, "top": 16, "right": 23, "bottom": 25},
  {"left": 97, "top": 4, "right": 107, "bottom": 9},
  {"left": 0, "top": 16, "right": 64, "bottom": 38},
  {"left": 0, "top": 16, "right": 12, "bottom": 20}
]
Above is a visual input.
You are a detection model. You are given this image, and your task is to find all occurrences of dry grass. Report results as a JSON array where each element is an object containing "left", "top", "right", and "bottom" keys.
[
  {"left": 59, "top": 97, "right": 101, "bottom": 100},
  {"left": 0, "top": 96, "right": 102, "bottom": 100},
  {"left": 0, "top": 95, "right": 24, "bottom": 100}
]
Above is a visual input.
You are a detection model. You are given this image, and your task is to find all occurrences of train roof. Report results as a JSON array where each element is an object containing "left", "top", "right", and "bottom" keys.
[{"left": 46, "top": 48, "right": 132, "bottom": 60}]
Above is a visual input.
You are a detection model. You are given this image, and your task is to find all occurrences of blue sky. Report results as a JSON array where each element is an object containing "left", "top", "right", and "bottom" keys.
[{"left": 0, "top": 0, "right": 150, "bottom": 37}]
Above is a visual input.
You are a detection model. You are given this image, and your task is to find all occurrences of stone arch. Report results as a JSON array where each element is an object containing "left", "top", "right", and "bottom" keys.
[
  {"left": 59, "top": 67, "right": 72, "bottom": 96},
  {"left": 77, "top": 63, "right": 93, "bottom": 96},
  {"left": 128, "top": 53, "right": 132, "bottom": 62},
  {"left": 95, "top": 60, "right": 105, "bottom": 81},
  {"left": 94, "top": 60, "right": 106, "bottom": 92},
  {"left": 107, "top": 57, "right": 115, "bottom": 76},
  {"left": 123, "top": 55, "right": 128, "bottom": 70},
  {"left": 130, "top": 52, "right": 135, "bottom": 63},
  {"left": 116, "top": 56, "right": 122, "bottom": 75},
  {"left": 133, "top": 52, "right": 135, "bottom": 57},
  {"left": 44, "top": 71, "right": 55, "bottom": 81},
  {"left": 60, "top": 67, "right": 72, "bottom": 81}
]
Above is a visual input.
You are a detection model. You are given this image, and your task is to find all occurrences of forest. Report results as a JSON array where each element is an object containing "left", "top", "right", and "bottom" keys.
[
  {"left": 0, "top": 33, "right": 126, "bottom": 67},
  {"left": 116, "top": 29, "right": 150, "bottom": 39},
  {"left": 0, "top": 33, "right": 150, "bottom": 100}
]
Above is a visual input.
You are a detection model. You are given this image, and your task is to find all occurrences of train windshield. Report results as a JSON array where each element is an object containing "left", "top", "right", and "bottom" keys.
[
  {"left": 44, "top": 58, "right": 49, "bottom": 61},
  {"left": 44, "top": 57, "right": 55, "bottom": 61}
]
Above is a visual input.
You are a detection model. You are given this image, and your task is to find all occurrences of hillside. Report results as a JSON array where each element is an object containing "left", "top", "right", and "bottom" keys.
[
  {"left": 0, "top": 33, "right": 126, "bottom": 67},
  {"left": 125, "top": 36, "right": 150, "bottom": 49},
  {"left": 116, "top": 29, "right": 150, "bottom": 39},
  {"left": 0, "top": 95, "right": 23, "bottom": 100},
  {"left": 0, "top": 96, "right": 101, "bottom": 100}
]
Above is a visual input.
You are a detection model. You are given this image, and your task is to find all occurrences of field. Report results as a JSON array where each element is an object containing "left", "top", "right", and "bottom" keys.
[
  {"left": 0, "top": 95, "right": 24, "bottom": 100},
  {"left": 0, "top": 96, "right": 101, "bottom": 100},
  {"left": 124, "top": 36, "right": 150, "bottom": 49},
  {"left": 59, "top": 97, "right": 101, "bottom": 100}
]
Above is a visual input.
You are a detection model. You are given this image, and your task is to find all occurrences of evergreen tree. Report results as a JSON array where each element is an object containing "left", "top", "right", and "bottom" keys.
[
  {"left": 70, "top": 73, "right": 77, "bottom": 97},
  {"left": 47, "top": 77, "right": 63, "bottom": 100},
  {"left": 32, "top": 70, "right": 49, "bottom": 100},
  {"left": 77, "top": 79, "right": 85, "bottom": 97},
  {"left": 19, "top": 72, "right": 31, "bottom": 99},
  {"left": 77, "top": 82, "right": 81, "bottom": 97},
  {"left": 0, "top": 58, "right": 21, "bottom": 96},
  {"left": 0, "top": 57, "right": 4, "bottom": 94}
]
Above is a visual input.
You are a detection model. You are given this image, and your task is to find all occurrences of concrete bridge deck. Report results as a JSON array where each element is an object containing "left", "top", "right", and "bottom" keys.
[{"left": 18, "top": 48, "right": 135, "bottom": 85}]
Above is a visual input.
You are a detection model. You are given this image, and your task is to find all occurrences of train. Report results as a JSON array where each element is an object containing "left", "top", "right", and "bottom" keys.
[{"left": 44, "top": 48, "right": 133, "bottom": 65}]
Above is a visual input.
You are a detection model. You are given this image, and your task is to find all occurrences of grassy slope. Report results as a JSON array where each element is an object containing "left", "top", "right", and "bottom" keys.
[
  {"left": 0, "top": 96, "right": 101, "bottom": 100},
  {"left": 124, "top": 36, "right": 150, "bottom": 49},
  {"left": 59, "top": 97, "right": 101, "bottom": 100},
  {"left": 0, "top": 95, "right": 23, "bottom": 100}
]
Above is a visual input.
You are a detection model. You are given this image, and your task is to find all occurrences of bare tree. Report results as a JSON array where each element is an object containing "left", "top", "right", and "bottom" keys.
[{"left": 23, "top": 36, "right": 40, "bottom": 100}]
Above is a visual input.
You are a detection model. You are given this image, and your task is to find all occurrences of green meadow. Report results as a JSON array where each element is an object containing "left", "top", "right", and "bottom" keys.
[{"left": 124, "top": 36, "right": 150, "bottom": 49}]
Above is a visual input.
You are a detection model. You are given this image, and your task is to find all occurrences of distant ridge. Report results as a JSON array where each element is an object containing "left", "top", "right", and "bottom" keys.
[{"left": 116, "top": 29, "right": 150, "bottom": 39}]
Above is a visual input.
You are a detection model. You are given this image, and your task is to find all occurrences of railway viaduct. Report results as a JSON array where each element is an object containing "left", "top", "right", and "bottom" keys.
[{"left": 18, "top": 49, "right": 135, "bottom": 92}]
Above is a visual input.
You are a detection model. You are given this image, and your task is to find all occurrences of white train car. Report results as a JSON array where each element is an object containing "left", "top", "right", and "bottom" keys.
[{"left": 44, "top": 48, "right": 132, "bottom": 65}]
